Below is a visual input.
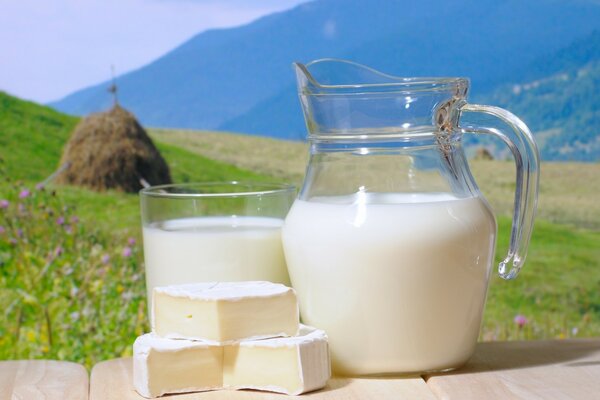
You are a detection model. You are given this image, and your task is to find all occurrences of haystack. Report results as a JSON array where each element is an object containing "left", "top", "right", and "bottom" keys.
[
  {"left": 56, "top": 105, "right": 171, "bottom": 192},
  {"left": 474, "top": 147, "right": 494, "bottom": 161}
]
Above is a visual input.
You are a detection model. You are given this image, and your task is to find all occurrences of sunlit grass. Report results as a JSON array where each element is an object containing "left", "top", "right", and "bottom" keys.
[{"left": 482, "top": 218, "right": 600, "bottom": 341}]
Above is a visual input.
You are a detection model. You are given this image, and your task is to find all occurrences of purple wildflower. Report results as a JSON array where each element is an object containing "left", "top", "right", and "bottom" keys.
[
  {"left": 64, "top": 225, "right": 73, "bottom": 234},
  {"left": 9, "top": 238, "right": 18, "bottom": 246},
  {"left": 0, "top": 226, "right": 5, "bottom": 234},
  {"left": 56, "top": 216, "right": 65, "bottom": 226},
  {"left": 127, "top": 237, "right": 136, "bottom": 246},
  {"left": 514, "top": 314, "right": 528, "bottom": 328},
  {"left": 70, "top": 216, "right": 79, "bottom": 224},
  {"left": 54, "top": 246, "right": 63, "bottom": 257},
  {"left": 19, "top": 189, "right": 30, "bottom": 199},
  {"left": 122, "top": 247, "right": 132, "bottom": 257},
  {"left": 35, "top": 183, "right": 45, "bottom": 190},
  {"left": 0, "top": 200, "right": 8, "bottom": 209},
  {"left": 101, "top": 254, "right": 110, "bottom": 264},
  {"left": 17, "top": 228, "right": 23, "bottom": 238}
]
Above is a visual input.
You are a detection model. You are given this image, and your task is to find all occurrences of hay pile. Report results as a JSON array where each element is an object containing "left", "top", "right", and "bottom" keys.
[
  {"left": 474, "top": 147, "right": 494, "bottom": 160},
  {"left": 56, "top": 105, "right": 171, "bottom": 192}
]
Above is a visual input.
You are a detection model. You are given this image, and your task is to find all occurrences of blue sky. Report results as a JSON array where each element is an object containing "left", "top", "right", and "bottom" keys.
[{"left": 0, "top": 0, "right": 308, "bottom": 103}]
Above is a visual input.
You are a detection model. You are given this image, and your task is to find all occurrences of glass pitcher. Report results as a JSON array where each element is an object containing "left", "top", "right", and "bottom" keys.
[{"left": 282, "top": 59, "right": 539, "bottom": 375}]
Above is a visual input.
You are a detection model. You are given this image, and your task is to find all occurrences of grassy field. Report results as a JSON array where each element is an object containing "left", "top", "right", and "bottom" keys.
[
  {"left": 151, "top": 128, "right": 600, "bottom": 229},
  {"left": 2, "top": 92, "right": 600, "bottom": 368}
]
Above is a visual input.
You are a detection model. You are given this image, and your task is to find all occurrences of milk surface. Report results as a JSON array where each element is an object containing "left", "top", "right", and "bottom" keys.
[
  {"left": 143, "top": 217, "right": 290, "bottom": 307},
  {"left": 282, "top": 193, "right": 496, "bottom": 375}
]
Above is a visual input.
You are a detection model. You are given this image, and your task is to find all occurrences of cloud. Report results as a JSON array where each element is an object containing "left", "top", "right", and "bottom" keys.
[{"left": 323, "top": 19, "right": 337, "bottom": 39}]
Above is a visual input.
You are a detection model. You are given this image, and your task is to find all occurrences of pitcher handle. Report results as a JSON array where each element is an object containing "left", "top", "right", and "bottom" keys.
[{"left": 459, "top": 104, "right": 540, "bottom": 280}]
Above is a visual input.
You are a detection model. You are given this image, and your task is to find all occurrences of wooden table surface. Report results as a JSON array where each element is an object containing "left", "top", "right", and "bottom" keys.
[
  {"left": 2, "top": 339, "right": 599, "bottom": 400},
  {"left": 0, "top": 360, "right": 88, "bottom": 400}
]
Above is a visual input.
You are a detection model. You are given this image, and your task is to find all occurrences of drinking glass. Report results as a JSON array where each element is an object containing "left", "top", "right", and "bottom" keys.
[{"left": 140, "top": 181, "right": 295, "bottom": 314}]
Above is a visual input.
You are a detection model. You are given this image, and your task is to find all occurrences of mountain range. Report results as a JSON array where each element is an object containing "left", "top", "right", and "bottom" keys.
[
  {"left": 50, "top": 0, "right": 600, "bottom": 161},
  {"left": 484, "top": 31, "right": 600, "bottom": 161}
]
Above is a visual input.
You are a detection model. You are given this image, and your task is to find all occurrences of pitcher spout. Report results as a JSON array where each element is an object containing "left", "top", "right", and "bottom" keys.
[{"left": 293, "top": 59, "right": 469, "bottom": 137}]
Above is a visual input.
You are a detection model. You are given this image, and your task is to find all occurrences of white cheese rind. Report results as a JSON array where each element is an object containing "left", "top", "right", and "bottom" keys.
[
  {"left": 132, "top": 325, "right": 330, "bottom": 398},
  {"left": 133, "top": 341, "right": 152, "bottom": 398},
  {"left": 154, "top": 281, "right": 291, "bottom": 300},
  {"left": 295, "top": 328, "right": 331, "bottom": 394},
  {"left": 237, "top": 324, "right": 327, "bottom": 348},
  {"left": 152, "top": 281, "right": 299, "bottom": 343}
]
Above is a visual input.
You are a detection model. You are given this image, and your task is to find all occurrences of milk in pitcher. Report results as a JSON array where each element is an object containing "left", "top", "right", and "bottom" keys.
[{"left": 282, "top": 193, "right": 496, "bottom": 375}]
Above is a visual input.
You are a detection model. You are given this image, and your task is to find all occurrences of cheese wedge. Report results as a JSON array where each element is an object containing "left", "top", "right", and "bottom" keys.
[
  {"left": 224, "top": 325, "right": 331, "bottom": 395},
  {"left": 152, "top": 281, "right": 299, "bottom": 343},
  {"left": 133, "top": 334, "right": 223, "bottom": 398},
  {"left": 133, "top": 325, "right": 330, "bottom": 398}
]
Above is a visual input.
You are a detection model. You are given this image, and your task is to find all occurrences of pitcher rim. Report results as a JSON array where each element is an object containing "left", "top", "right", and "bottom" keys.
[{"left": 295, "top": 58, "right": 469, "bottom": 94}]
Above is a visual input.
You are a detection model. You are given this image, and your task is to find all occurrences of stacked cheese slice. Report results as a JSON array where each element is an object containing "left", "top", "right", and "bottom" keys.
[{"left": 133, "top": 281, "right": 331, "bottom": 398}]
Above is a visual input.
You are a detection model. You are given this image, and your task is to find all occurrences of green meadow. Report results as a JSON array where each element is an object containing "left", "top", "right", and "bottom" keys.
[{"left": 1, "top": 91, "right": 599, "bottom": 368}]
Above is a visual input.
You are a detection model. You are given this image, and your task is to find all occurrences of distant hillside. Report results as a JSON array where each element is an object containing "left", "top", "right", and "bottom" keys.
[
  {"left": 481, "top": 31, "right": 600, "bottom": 161},
  {"left": 0, "top": 91, "right": 77, "bottom": 181},
  {"left": 51, "top": 0, "right": 600, "bottom": 155},
  {"left": 229, "top": 29, "right": 600, "bottom": 162}
]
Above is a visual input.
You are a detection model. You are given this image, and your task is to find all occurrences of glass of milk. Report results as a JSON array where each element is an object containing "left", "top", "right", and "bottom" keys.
[{"left": 140, "top": 182, "right": 295, "bottom": 314}]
